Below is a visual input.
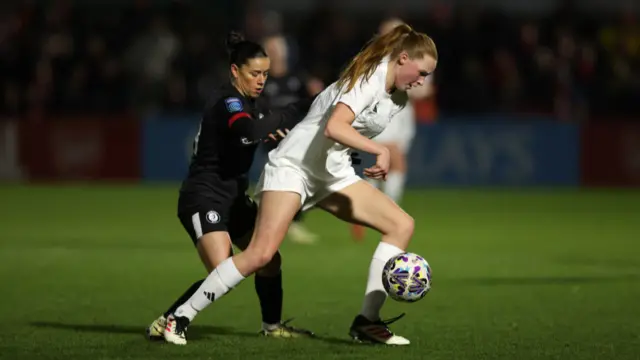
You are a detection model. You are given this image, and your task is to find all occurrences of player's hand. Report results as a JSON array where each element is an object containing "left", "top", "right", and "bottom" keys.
[
  {"left": 265, "top": 129, "right": 290, "bottom": 142},
  {"left": 364, "top": 147, "right": 390, "bottom": 180}
]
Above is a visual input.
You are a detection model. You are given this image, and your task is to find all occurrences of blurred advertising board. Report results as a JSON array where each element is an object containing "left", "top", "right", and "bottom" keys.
[
  {"left": 142, "top": 116, "right": 579, "bottom": 186},
  {"left": 403, "top": 121, "right": 580, "bottom": 186},
  {"left": 18, "top": 116, "right": 140, "bottom": 181},
  {"left": 141, "top": 115, "right": 200, "bottom": 181}
]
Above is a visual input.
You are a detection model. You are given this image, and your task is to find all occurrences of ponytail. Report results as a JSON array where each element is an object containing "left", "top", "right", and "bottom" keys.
[
  {"left": 225, "top": 31, "right": 268, "bottom": 67},
  {"left": 336, "top": 23, "right": 437, "bottom": 92}
]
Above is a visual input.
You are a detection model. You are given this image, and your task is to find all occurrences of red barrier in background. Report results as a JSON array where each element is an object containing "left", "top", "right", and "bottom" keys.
[
  {"left": 581, "top": 122, "right": 640, "bottom": 187},
  {"left": 18, "top": 116, "right": 140, "bottom": 181}
]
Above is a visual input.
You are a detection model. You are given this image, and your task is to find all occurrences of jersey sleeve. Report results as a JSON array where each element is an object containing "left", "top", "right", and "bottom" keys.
[
  {"left": 223, "top": 95, "right": 315, "bottom": 142},
  {"left": 335, "top": 77, "right": 378, "bottom": 117},
  {"left": 213, "top": 96, "right": 252, "bottom": 128}
]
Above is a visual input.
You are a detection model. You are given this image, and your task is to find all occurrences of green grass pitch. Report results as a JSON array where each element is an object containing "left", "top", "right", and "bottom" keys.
[{"left": 1, "top": 185, "right": 639, "bottom": 359}]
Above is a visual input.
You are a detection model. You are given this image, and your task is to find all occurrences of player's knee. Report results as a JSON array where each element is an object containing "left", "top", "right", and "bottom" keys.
[
  {"left": 256, "top": 251, "right": 276, "bottom": 270},
  {"left": 257, "top": 251, "right": 282, "bottom": 277},
  {"left": 245, "top": 244, "right": 278, "bottom": 270},
  {"left": 391, "top": 214, "right": 414, "bottom": 246}
]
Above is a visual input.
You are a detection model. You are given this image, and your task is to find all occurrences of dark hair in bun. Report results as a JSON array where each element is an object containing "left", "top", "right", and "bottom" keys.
[{"left": 225, "top": 31, "right": 268, "bottom": 66}]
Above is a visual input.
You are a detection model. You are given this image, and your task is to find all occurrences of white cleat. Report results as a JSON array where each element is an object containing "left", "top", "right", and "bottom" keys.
[
  {"left": 163, "top": 314, "right": 189, "bottom": 345},
  {"left": 383, "top": 334, "right": 411, "bottom": 345},
  {"left": 349, "top": 314, "right": 410, "bottom": 346}
]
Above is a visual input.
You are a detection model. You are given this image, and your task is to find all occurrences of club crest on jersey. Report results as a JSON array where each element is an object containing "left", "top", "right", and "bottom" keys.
[{"left": 225, "top": 97, "right": 243, "bottom": 113}]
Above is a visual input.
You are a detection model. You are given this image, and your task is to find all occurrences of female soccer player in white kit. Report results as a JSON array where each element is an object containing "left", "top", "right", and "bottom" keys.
[
  {"left": 352, "top": 18, "right": 436, "bottom": 240},
  {"left": 166, "top": 23, "right": 437, "bottom": 346}
]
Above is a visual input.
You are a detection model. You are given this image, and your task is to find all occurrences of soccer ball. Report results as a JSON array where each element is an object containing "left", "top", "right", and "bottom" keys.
[{"left": 382, "top": 252, "right": 432, "bottom": 302}]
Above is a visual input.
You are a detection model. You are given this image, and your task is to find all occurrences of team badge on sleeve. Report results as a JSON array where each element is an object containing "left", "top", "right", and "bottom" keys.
[{"left": 225, "top": 97, "right": 243, "bottom": 113}]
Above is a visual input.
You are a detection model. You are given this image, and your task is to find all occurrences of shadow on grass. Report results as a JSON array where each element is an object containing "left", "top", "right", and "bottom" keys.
[
  {"left": 449, "top": 274, "right": 640, "bottom": 286},
  {"left": 30, "top": 322, "right": 357, "bottom": 345},
  {"left": 30, "top": 322, "right": 253, "bottom": 340}
]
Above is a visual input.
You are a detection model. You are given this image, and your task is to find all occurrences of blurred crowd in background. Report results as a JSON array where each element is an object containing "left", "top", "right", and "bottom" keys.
[{"left": 0, "top": 0, "right": 638, "bottom": 121}]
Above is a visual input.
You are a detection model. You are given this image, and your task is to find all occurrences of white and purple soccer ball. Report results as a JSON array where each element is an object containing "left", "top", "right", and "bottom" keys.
[{"left": 382, "top": 252, "right": 432, "bottom": 302}]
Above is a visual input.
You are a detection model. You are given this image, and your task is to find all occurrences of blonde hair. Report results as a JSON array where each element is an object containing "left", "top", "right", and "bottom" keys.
[
  {"left": 336, "top": 23, "right": 438, "bottom": 92},
  {"left": 379, "top": 17, "right": 405, "bottom": 36}
]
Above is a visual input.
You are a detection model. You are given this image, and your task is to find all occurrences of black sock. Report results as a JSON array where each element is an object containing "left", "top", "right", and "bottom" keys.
[
  {"left": 163, "top": 279, "right": 204, "bottom": 318},
  {"left": 293, "top": 211, "right": 303, "bottom": 222},
  {"left": 254, "top": 271, "right": 283, "bottom": 325}
]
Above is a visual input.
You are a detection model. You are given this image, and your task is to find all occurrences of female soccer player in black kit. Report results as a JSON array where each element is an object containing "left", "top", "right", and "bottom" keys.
[{"left": 146, "top": 32, "right": 314, "bottom": 345}]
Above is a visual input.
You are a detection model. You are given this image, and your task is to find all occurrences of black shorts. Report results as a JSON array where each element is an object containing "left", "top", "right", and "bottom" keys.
[{"left": 177, "top": 192, "right": 257, "bottom": 246}]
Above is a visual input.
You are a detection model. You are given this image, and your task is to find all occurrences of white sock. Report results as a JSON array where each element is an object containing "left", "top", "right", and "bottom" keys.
[
  {"left": 360, "top": 242, "right": 404, "bottom": 321},
  {"left": 384, "top": 172, "right": 406, "bottom": 203},
  {"left": 174, "top": 258, "right": 245, "bottom": 322}
]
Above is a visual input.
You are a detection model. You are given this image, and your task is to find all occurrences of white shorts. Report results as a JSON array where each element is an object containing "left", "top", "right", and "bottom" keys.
[{"left": 255, "top": 162, "right": 361, "bottom": 211}]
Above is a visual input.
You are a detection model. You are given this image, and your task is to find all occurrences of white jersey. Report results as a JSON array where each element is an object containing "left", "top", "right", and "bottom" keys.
[
  {"left": 266, "top": 57, "right": 408, "bottom": 182},
  {"left": 372, "top": 101, "right": 415, "bottom": 153}
]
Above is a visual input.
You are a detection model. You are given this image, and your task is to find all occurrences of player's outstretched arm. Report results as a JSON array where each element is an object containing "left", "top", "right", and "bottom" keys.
[
  {"left": 274, "top": 95, "right": 317, "bottom": 130},
  {"left": 228, "top": 96, "right": 315, "bottom": 142}
]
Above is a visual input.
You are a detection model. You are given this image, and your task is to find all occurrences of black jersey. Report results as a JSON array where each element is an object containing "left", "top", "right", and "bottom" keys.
[
  {"left": 180, "top": 83, "right": 313, "bottom": 202},
  {"left": 261, "top": 72, "right": 311, "bottom": 153}
]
